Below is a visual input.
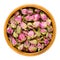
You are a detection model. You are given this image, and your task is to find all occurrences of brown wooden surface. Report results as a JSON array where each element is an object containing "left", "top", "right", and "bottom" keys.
[{"left": 4, "top": 4, "right": 56, "bottom": 56}]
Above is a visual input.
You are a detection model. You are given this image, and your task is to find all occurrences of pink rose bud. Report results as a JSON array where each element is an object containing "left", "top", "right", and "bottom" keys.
[
  {"left": 10, "top": 17, "right": 16, "bottom": 24},
  {"left": 48, "top": 33, "right": 52, "bottom": 39},
  {"left": 25, "top": 15, "right": 30, "bottom": 21},
  {"left": 18, "top": 33, "right": 26, "bottom": 42},
  {"left": 34, "top": 14, "right": 40, "bottom": 21},
  {"left": 44, "top": 39, "right": 49, "bottom": 45},
  {"left": 24, "top": 40, "right": 30, "bottom": 48},
  {"left": 29, "top": 15, "right": 35, "bottom": 21},
  {"left": 40, "top": 29, "right": 47, "bottom": 35},
  {"left": 46, "top": 18, "right": 51, "bottom": 26},
  {"left": 40, "top": 22, "right": 47, "bottom": 28},
  {"left": 18, "top": 44, "right": 24, "bottom": 50},
  {"left": 40, "top": 13, "right": 47, "bottom": 21},
  {"left": 33, "top": 21, "right": 40, "bottom": 27},
  {"left": 20, "top": 22, "right": 27, "bottom": 29},
  {"left": 37, "top": 43, "right": 41, "bottom": 49},
  {"left": 41, "top": 44, "right": 45, "bottom": 49},
  {"left": 35, "top": 9, "right": 40, "bottom": 13},
  {"left": 28, "top": 45, "right": 37, "bottom": 52},
  {"left": 25, "top": 15, "right": 34, "bottom": 21},
  {"left": 15, "top": 15, "right": 22, "bottom": 23},
  {"left": 28, "top": 9, "right": 33, "bottom": 15},
  {"left": 11, "top": 37, "right": 17, "bottom": 46},
  {"left": 28, "top": 30, "right": 34, "bottom": 37},
  {"left": 21, "top": 9, "right": 28, "bottom": 15},
  {"left": 7, "top": 27, "right": 13, "bottom": 34}
]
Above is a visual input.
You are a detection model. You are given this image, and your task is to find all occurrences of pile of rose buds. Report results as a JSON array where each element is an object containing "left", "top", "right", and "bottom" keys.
[{"left": 7, "top": 7, "right": 53, "bottom": 53}]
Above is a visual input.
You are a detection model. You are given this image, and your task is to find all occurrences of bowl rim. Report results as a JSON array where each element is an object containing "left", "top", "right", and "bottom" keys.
[{"left": 4, "top": 4, "right": 56, "bottom": 56}]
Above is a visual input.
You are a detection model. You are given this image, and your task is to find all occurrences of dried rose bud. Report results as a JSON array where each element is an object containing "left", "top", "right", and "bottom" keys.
[
  {"left": 34, "top": 14, "right": 40, "bottom": 21},
  {"left": 40, "top": 22, "right": 47, "bottom": 28},
  {"left": 18, "top": 33, "right": 26, "bottom": 42},
  {"left": 10, "top": 23, "right": 16, "bottom": 28},
  {"left": 28, "top": 45, "right": 37, "bottom": 52},
  {"left": 7, "top": 27, "right": 13, "bottom": 34},
  {"left": 33, "top": 21, "right": 40, "bottom": 28},
  {"left": 40, "top": 29, "right": 47, "bottom": 35},
  {"left": 37, "top": 43, "right": 41, "bottom": 49},
  {"left": 15, "top": 15, "right": 22, "bottom": 24},
  {"left": 29, "top": 15, "right": 35, "bottom": 21},
  {"left": 46, "top": 18, "right": 51, "bottom": 26},
  {"left": 15, "top": 11, "right": 20, "bottom": 16},
  {"left": 27, "top": 22, "right": 33, "bottom": 26},
  {"left": 35, "top": 31, "right": 41, "bottom": 37},
  {"left": 27, "top": 22, "right": 33, "bottom": 29},
  {"left": 21, "top": 9, "right": 28, "bottom": 15},
  {"left": 18, "top": 44, "right": 24, "bottom": 50},
  {"left": 48, "top": 33, "right": 52, "bottom": 39},
  {"left": 20, "top": 22, "right": 27, "bottom": 29},
  {"left": 37, "top": 43, "right": 41, "bottom": 51},
  {"left": 10, "top": 17, "right": 16, "bottom": 24},
  {"left": 44, "top": 39, "right": 49, "bottom": 45},
  {"left": 34, "top": 28, "right": 41, "bottom": 37},
  {"left": 13, "top": 32, "right": 18, "bottom": 38},
  {"left": 40, "top": 12, "right": 47, "bottom": 21},
  {"left": 47, "top": 26, "right": 53, "bottom": 32},
  {"left": 16, "top": 25, "right": 21, "bottom": 34},
  {"left": 23, "top": 31, "right": 28, "bottom": 36},
  {"left": 29, "top": 40, "right": 38, "bottom": 45},
  {"left": 24, "top": 40, "right": 30, "bottom": 48},
  {"left": 11, "top": 37, "right": 17, "bottom": 46},
  {"left": 25, "top": 15, "right": 30, "bottom": 21},
  {"left": 35, "top": 9, "right": 40, "bottom": 13},
  {"left": 28, "top": 30, "right": 34, "bottom": 38},
  {"left": 28, "top": 9, "right": 33, "bottom": 15},
  {"left": 27, "top": 36, "right": 31, "bottom": 40},
  {"left": 46, "top": 33, "right": 48, "bottom": 37},
  {"left": 41, "top": 44, "right": 45, "bottom": 49},
  {"left": 25, "top": 15, "right": 34, "bottom": 21}
]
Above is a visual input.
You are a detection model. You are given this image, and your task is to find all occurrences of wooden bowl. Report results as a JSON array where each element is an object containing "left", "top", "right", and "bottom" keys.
[{"left": 4, "top": 4, "right": 56, "bottom": 56}]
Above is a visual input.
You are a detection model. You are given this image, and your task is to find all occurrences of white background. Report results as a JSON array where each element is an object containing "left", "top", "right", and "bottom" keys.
[{"left": 0, "top": 0, "right": 60, "bottom": 60}]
